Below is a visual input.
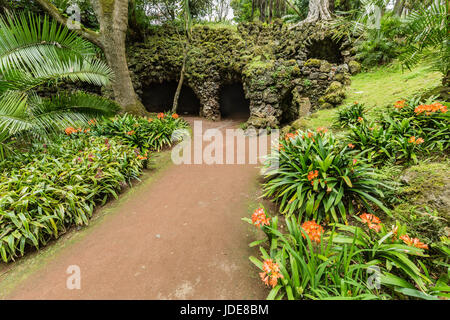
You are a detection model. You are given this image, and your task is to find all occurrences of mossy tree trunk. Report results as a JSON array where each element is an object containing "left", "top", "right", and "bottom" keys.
[{"left": 36, "top": 0, "right": 146, "bottom": 115}]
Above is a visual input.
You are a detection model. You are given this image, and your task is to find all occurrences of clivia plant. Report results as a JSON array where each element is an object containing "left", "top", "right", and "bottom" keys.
[{"left": 263, "top": 129, "right": 390, "bottom": 223}]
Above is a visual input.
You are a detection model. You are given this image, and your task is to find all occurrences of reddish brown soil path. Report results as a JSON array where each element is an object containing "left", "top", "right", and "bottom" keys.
[{"left": 3, "top": 118, "right": 269, "bottom": 300}]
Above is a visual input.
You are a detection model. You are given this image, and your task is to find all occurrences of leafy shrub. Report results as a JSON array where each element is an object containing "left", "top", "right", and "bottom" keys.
[
  {"left": 90, "top": 113, "right": 188, "bottom": 152},
  {"left": 355, "top": 13, "right": 407, "bottom": 69},
  {"left": 347, "top": 98, "right": 449, "bottom": 165},
  {"left": 335, "top": 102, "right": 366, "bottom": 128},
  {"left": 245, "top": 207, "right": 450, "bottom": 300},
  {"left": 0, "top": 134, "right": 144, "bottom": 262},
  {"left": 0, "top": 13, "right": 117, "bottom": 160},
  {"left": 262, "top": 129, "right": 389, "bottom": 223}
]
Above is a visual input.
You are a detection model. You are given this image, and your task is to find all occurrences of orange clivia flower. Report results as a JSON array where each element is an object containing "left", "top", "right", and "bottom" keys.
[
  {"left": 251, "top": 208, "right": 271, "bottom": 228},
  {"left": 348, "top": 143, "right": 355, "bottom": 149},
  {"left": 148, "top": 117, "right": 153, "bottom": 122},
  {"left": 301, "top": 220, "right": 324, "bottom": 243},
  {"left": 65, "top": 127, "right": 77, "bottom": 135},
  {"left": 394, "top": 100, "right": 406, "bottom": 109},
  {"left": 307, "top": 131, "right": 314, "bottom": 138},
  {"left": 357, "top": 117, "right": 364, "bottom": 122},
  {"left": 278, "top": 143, "right": 285, "bottom": 151},
  {"left": 259, "top": 259, "right": 283, "bottom": 288},
  {"left": 307, "top": 170, "right": 319, "bottom": 181},
  {"left": 285, "top": 132, "right": 296, "bottom": 141},
  {"left": 172, "top": 113, "right": 179, "bottom": 119},
  {"left": 400, "top": 234, "right": 428, "bottom": 249},
  {"left": 409, "top": 136, "right": 424, "bottom": 145},
  {"left": 415, "top": 102, "right": 447, "bottom": 115},
  {"left": 316, "top": 127, "right": 328, "bottom": 134},
  {"left": 157, "top": 112, "right": 165, "bottom": 119},
  {"left": 360, "top": 213, "right": 381, "bottom": 232},
  {"left": 127, "top": 130, "right": 135, "bottom": 135}
]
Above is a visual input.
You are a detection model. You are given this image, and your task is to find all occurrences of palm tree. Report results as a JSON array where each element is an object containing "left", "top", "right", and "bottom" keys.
[
  {"left": 0, "top": 13, "right": 119, "bottom": 159},
  {"left": 400, "top": 1, "right": 449, "bottom": 86}
]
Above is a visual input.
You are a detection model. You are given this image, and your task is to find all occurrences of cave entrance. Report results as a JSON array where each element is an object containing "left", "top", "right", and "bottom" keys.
[
  {"left": 280, "top": 89, "right": 295, "bottom": 126},
  {"left": 219, "top": 83, "right": 250, "bottom": 120},
  {"left": 306, "top": 37, "right": 344, "bottom": 64},
  {"left": 141, "top": 81, "right": 201, "bottom": 115}
]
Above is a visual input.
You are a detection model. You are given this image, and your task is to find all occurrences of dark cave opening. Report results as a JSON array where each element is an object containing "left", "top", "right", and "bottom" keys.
[
  {"left": 219, "top": 83, "right": 250, "bottom": 120},
  {"left": 280, "top": 89, "right": 295, "bottom": 126},
  {"left": 306, "top": 37, "right": 344, "bottom": 64},
  {"left": 141, "top": 81, "right": 201, "bottom": 115}
]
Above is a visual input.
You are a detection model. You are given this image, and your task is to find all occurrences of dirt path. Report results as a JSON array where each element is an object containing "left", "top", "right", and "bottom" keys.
[{"left": 2, "top": 118, "right": 269, "bottom": 300}]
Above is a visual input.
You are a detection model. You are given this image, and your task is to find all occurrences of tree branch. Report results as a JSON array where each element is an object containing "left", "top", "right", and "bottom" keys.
[{"left": 35, "top": 0, "right": 103, "bottom": 48}]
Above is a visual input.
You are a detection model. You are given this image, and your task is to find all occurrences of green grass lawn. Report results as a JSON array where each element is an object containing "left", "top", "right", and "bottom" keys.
[{"left": 302, "top": 61, "right": 443, "bottom": 130}]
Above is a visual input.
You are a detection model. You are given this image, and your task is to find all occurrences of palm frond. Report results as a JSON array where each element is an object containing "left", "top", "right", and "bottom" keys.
[
  {"left": 37, "top": 91, "right": 120, "bottom": 117},
  {"left": 0, "top": 90, "right": 33, "bottom": 135},
  {"left": 0, "top": 52, "right": 113, "bottom": 92},
  {"left": 0, "top": 12, "right": 95, "bottom": 73},
  {"left": 400, "top": 2, "right": 449, "bottom": 75}
]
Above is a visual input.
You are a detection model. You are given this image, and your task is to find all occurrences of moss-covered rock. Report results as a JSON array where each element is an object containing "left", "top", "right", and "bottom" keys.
[
  {"left": 127, "top": 21, "right": 357, "bottom": 128},
  {"left": 291, "top": 118, "right": 309, "bottom": 130},
  {"left": 399, "top": 162, "right": 450, "bottom": 221},
  {"left": 348, "top": 60, "right": 362, "bottom": 75}
]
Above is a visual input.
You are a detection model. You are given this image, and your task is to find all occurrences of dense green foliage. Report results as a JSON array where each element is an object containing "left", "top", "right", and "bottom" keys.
[
  {"left": 335, "top": 102, "right": 366, "bottom": 128},
  {"left": 0, "top": 13, "right": 118, "bottom": 160},
  {"left": 91, "top": 113, "right": 189, "bottom": 152},
  {"left": 347, "top": 97, "right": 449, "bottom": 164},
  {"left": 400, "top": 2, "right": 449, "bottom": 85},
  {"left": 245, "top": 207, "right": 450, "bottom": 300},
  {"left": 263, "top": 128, "right": 389, "bottom": 223},
  {"left": 0, "top": 134, "right": 143, "bottom": 262},
  {"left": 0, "top": 111, "right": 189, "bottom": 262}
]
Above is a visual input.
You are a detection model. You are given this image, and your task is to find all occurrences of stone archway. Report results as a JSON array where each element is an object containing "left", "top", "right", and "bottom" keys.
[
  {"left": 141, "top": 81, "right": 201, "bottom": 115},
  {"left": 306, "top": 37, "right": 344, "bottom": 64},
  {"left": 219, "top": 83, "right": 250, "bottom": 120}
]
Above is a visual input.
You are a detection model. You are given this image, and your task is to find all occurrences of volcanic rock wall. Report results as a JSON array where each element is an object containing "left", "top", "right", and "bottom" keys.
[{"left": 127, "top": 21, "right": 360, "bottom": 128}]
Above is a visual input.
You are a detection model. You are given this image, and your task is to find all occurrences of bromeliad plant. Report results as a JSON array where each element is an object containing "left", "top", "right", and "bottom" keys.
[
  {"left": 263, "top": 129, "right": 389, "bottom": 223},
  {"left": 91, "top": 112, "right": 188, "bottom": 152},
  {"left": 0, "top": 134, "right": 144, "bottom": 262}
]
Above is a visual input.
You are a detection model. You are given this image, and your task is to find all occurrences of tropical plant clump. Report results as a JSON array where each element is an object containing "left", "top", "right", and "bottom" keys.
[
  {"left": 0, "top": 13, "right": 118, "bottom": 160},
  {"left": 263, "top": 128, "right": 389, "bottom": 223},
  {"left": 245, "top": 207, "right": 450, "bottom": 300},
  {"left": 90, "top": 112, "right": 189, "bottom": 152},
  {"left": 347, "top": 97, "right": 449, "bottom": 165},
  {"left": 0, "top": 134, "right": 144, "bottom": 262},
  {"left": 335, "top": 102, "right": 366, "bottom": 128}
]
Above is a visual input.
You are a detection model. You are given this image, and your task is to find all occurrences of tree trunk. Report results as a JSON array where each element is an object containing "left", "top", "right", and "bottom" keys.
[
  {"left": 90, "top": 0, "right": 146, "bottom": 115},
  {"left": 172, "top": 55, "right": 186, "bottom": 113},
  {"left": 36, "top": 0, "right": 146, "bottom": 115},
  {"left": 304, "top": 0, "right": 332, "bottom": 22},
  {"left": 269, "top": 0, "right": 273, "bottom": 23},
  {"left": 329, "top": 0, "right": 335, "bottom": 14}
]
